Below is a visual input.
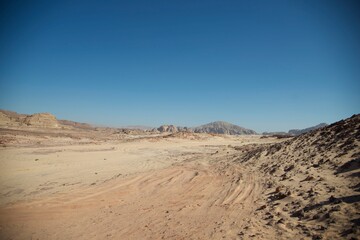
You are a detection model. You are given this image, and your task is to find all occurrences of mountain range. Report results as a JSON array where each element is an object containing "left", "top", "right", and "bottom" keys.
[
  {"left": 0, "top": 109, "right": 329, "bottom": 136},
  {"left": 263, "top": 123, "right": 328, "bottom": 136},
  {"left": 288, "top": 123, "right": 328, "bottom": 135}
]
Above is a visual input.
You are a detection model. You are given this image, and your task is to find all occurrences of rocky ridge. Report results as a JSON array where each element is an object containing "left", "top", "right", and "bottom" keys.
[
  {"left": 289, "top": 123, "right": 328, "bottom": 136},
  {"left": 264, "top": 123, "right": 328, "bottom": 136}
]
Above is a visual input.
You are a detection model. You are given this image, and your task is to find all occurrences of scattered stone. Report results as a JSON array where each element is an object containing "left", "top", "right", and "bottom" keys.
[
  {"left": 302, "top": 176, "right": 315, "bottom": 182},
  {"left": 256, "top": 205, "right": 266, "bottom": 211},
  {"left": 291, "top": 210, "right": 305, "bottom": 219}
]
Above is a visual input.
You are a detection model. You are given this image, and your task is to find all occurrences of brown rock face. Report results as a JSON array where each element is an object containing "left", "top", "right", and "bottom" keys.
[{"left": 23, "top": 113, "right": 59, "bottom": 128}]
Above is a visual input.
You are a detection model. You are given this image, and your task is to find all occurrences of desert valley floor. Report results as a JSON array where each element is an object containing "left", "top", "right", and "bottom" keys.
[{"left": 0, "top": 115, "right": 359, "bottom": 240}]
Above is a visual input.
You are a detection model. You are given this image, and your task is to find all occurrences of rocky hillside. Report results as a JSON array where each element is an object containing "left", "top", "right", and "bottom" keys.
[
  {"left": 194, "top": 121, "right": 256, "bottom": 135},
  {"left": 263, "top": 123, "right": 328, "bottom": 136},
  {"left": 0, "top": 112, "right": 13, "bottom": 125},
  {"left": 0, "top": 109, "right": 95, "bottom": 130},
  {"left": 23, "top": 113, "right": 59, "bottom": 128},
  {"left": 289, "top": 123, "right": 328, "bottom": 136},
  {"left": 0, "top": 110, "right": 27, "bottom": 126},
  {"left": 0, "top": 110, "right": 59, "bottom": 128},
  {"left": 234, "top": 114, "right": 360, "bottom": 239},
  {"left": 58, "top": 119, "right": 94, "bottom": 130}
]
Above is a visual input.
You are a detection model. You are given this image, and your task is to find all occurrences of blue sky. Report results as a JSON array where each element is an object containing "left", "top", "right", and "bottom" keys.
[{"left": 0, "top": 0, "right": 359, "bottom": 132}]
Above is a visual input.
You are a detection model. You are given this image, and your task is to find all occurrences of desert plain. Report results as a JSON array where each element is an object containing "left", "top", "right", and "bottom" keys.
[{"left": 0, "top": 111, "right": 359, "bottom": 240}]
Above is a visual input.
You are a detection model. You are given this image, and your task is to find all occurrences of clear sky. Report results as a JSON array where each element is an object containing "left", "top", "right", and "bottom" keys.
[{"left": 1, "top": 0, "right": 359, "bottom": 132}]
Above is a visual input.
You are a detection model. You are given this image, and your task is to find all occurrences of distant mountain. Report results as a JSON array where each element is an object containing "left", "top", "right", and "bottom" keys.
[
  {"left": 262, "top": 123, "right": 328, "bottom": 136},
  {"left": 262, "top": 131, "right": 288, "bottom": 135},
  {"left": 193, "top": 121, "right": 257, "bottom": 135},
  {"left": 0, "top": 109, "right": 95, "bottom": 130},
  {"left": 288, "top": 123, "right": 328, "bottom": 136},
  {"left": 122, "top": 125, "right": 154, "bottom": 130}
]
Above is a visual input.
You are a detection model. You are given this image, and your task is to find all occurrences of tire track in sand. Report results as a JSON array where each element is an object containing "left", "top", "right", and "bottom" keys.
[{"left": 0, "top": 158, "right": 264, "bottom": 240}]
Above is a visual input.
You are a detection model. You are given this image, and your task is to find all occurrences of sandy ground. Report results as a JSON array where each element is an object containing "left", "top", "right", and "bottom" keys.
[
  {"left": 0, "top": 117, "right": 359, "bottom": 240},
  {"left": 0, "top": 133, "right": 281, "bottom": 239}
]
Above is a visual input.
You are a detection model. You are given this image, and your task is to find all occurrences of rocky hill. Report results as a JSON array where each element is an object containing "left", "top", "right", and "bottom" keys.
[
  {"left": 0, "top": 109, "right": 95, "bottom": 130},
  {"left": 194, "top": 121, "right": 256, "bottom": 135},
  {"left": 234, "top": 114, "right": 360, "bottom": 239},
  {"left": 0, "top": 110, "right": 26, "bottom": 126},
  {"left": 0, "top": 110, "right": 27, "bottom": 120},
  {"left": 157, "top": 125, "right": 178, "bottom": 133},
  {"left": 0, "top": 110, "right": 60, "bottom": 128},
  {"left": 288, "top": 123, "right": 328, "bottom": 136},
  {"left": 23, "top": 113, "right": 59, "bottom": 128}
]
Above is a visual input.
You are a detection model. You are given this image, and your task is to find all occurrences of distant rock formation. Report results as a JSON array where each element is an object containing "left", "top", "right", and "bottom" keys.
[
  {"left": 58, "top": 119, "right": 93, "bottom": 130},
  {"left": 263, "top": 123, "right": 328, "bottom": 136},
  {"left": 122, "top": 125, "right": 154, "bottom": 131},
  {"left": 177, "top": 126, "right": 193, "bottom": 132},
  {"left": 193, "top": 121, "right": 256, "bottom": 135},
  {"left": 288, "top": 123, "right": 328, "bottom": 136},
  {"left": 262, "top": 131, "right": 288, "bottom": 136},
  {"left": 0, "top": 109, "right": 96, "bottom": 130},
  {"left": 23, "top": 113, "right": 59, "bottom": 128},
  {"left": 157, "top": 125, "right": 178, "bottom": 133},
  {"left": 0, "top": 110, "right": 60, "bottom": 128},
  {"left": 113, "top": 128, "right": 147, "bottom": 135}
]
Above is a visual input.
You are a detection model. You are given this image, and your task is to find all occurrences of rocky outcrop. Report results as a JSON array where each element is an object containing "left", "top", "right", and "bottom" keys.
[
  {"left": 0, "top": 112, "right": 12, "bottom": 125},
  {"left": 157, "top": 125, "right": 178, "bottom": 133},
  {"left": 23, "top": 113, "right": 59, "bottom": 128},
  {"left": 193, "top": 121, "right": 256, "bottom": 135},
  {"left": 0, "top": 110, "right": 26, "bottom": 126},
  {"left": 177, "top": 126, "right": 193, "bottom": 132}
]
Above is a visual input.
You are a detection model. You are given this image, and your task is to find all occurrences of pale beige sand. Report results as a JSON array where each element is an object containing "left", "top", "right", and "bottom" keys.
[
  {"left": 0, "top": 117, "right": 359, "bottom": 240},
  {"left": 0, "top": 133, "right": 281, "bottom": 239}
]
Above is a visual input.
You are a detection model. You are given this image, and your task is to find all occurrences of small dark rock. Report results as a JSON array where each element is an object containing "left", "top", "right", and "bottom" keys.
[
  {"left": 291, "top": 210, "right": 304, "bottom": 219},
  {"left": 329, "top": 195, "right": 336, "bottom": 202},
  {"left": 256, "top": 205, "right": 266, "bottom": 211}
]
